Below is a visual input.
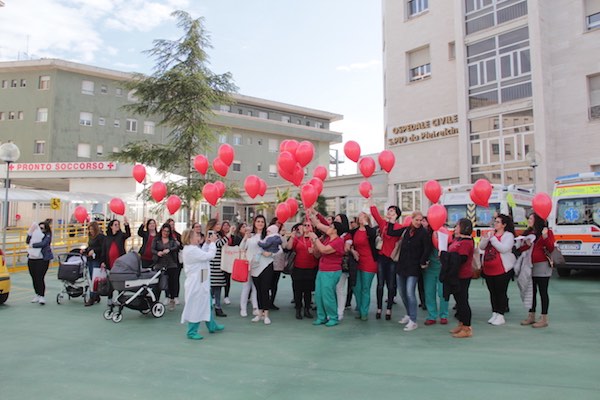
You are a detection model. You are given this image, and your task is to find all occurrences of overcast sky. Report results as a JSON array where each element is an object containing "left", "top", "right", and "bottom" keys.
[{"left": 0, "top": 0, "right": 383, "bottom": 172}]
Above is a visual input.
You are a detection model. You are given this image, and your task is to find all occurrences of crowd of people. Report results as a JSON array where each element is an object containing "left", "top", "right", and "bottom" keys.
[{"left": 24, "top": 198, "right": 557, "bottom": 340}]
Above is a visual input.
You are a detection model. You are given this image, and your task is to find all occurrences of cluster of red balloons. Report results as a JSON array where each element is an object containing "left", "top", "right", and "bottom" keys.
[
  {"left": 202, "top": 181, "right": 226, "bottom": 206},
  {"left": 132, "top": 164, "right": 182, "bottom": 214},
  {"left": 276, "top": 198, "right": 299, "bottom": 224},
  {"left": 244, "top": 175, "right": 268, "bottom": 199},
  {"left": 423, "top": 179, "right": 447, "bottom": 238},
  {"left": 344, "top": 140, "right": 396, "bottom": 199},
  {"left": 277, "top": 140, "right": 316, "bottom": 187}
]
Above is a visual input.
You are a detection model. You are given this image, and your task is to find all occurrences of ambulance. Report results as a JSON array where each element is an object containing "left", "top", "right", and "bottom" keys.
[
  {"left": 440, "top": 184, "right": 534, "bottom": 238},
  {"left": 550, "top": 172, "right": 600, "bottom": 277},
  {"left": 0, "top": 249, "right": 9, "bottom": 305}
]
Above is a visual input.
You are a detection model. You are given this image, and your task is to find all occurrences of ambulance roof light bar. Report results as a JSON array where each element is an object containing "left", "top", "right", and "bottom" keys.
[{"left": 555, "top": 172, "right": 600, "bottom": 184}]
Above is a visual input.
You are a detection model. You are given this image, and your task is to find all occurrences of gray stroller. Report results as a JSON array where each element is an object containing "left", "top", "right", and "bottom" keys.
[{"left": 103, "top": 252, "right": 165, "bottom": 323}]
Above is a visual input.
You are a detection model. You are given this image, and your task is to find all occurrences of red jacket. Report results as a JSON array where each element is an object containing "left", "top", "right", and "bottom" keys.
[
  {"left": 519, "top": 230, "right": 555, "bottom": 264},
  {"left": 370, "top": 206, "right": 402, "bottom": 259}
]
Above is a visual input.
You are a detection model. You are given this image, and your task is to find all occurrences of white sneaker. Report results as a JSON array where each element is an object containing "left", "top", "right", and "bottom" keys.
[
  {"left": 224, "top": 297, "right": 231, "bottom": 305},
  {"left": 31, "top": 295, "right": 40, "bottom": 303},
  {"left": 264, "top": 317, "right": 271, "bottom": 325},
  {"left": 252, "top": 308, "right": 260, "bottom": 316},
  {"left": 398, "top": 315, "right": 410, "bottom": 324},
  {"left": 38, "top": 296, "right": 46, "bottom": 305},
  {"left": 240, "top": 309, "right": 248, "bottom": 317},
  {"left": 251, "top": 315, "right": 261, "bottom": 323},
  {"left": 338, "top": 315, "right": 344, "bottom": 321},
  {"left": 174, "top": 297, "right": 180, "bottom": 305},
  {"left": 403, "top": 320, "right": 418, "bottom": 331},
  {"left": 491, "top": 314, "right": 506, "bottom": 326},
  {"left": 488, "top": 312, "right": 499, "bottom": 324}
]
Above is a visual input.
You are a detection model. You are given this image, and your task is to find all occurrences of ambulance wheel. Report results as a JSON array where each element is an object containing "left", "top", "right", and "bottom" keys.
[
  {"left": 103, "top": 309, "right": 113, "bottom": 320},
  {"left": 151, "top": 302, "right": 165, "bottom": 318},
  {"left": 112, "top": 313, "right": 123, "bottom": 323}
]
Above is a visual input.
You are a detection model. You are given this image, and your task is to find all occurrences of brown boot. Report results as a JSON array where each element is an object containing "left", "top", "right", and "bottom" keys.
[
  {"left": 520, "top": 312, "right": 536, "bottom": 325},
  {"left": 452, "top": 326, "right": 472, "bottom": 338},
  {"left": 84, "top": 297, "right": 95, "bottom": 307},
  {"left": 449, "top": 322, "right": 463, "bottom": 334},
  {"left": 532, "top": 314, "right": 548, "bottom": 328}
]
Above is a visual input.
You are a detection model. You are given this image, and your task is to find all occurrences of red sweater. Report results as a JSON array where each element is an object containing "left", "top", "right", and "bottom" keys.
[
  {"left": 370, "top": 206, "right": 402, "bottom": 259},
  {"left": 519, "top": 230, "right": 555, "bottom": 264},
  {"left": 291, "top": 236, "right": 318, "bottom": 269}
]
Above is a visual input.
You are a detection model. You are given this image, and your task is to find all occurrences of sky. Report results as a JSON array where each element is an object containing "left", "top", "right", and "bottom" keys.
[{"left": 0, "top": 0, "right": 383, "bottom": 173}]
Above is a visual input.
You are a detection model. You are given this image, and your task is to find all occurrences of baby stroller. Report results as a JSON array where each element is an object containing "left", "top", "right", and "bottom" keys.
[
  {"left": 56, "top": 252, "right": 90, "bottom": 304},
  {"left": 103, "top": 252, "right": 165, "bottom": 323}
]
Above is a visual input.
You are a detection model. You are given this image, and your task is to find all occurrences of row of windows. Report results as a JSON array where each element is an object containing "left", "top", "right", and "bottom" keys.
[
  {"left": 31, "top": 140, "right": 120, "bottom": 157},
  {"left": 1, "top": 76, "right": 51, "bottom": 90},
  {"left": 218, "top": 105, "right": 326, "bottom": 129},
  {"left": 80, "top": 79, "right": 134, "bottom": 99},
  {"left": 465, "top": 0, "right": 528, "bottom": 35},
  {"left": 0, "top": 111, "right": 24, "bottom": 121},
  {"left": 78, "top": 112, "right": 155, "bottom": 133}
]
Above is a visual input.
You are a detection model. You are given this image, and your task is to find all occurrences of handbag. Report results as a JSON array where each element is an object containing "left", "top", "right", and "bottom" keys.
[
  {"left": 283, "top": 250, "right": 296, "bottom": 275},
  {"left": 220, "top": 245, "right": 240, "bottom": 273},
  {"left": 94, "top": 267, "right": 111, "bottom": 296},
  {"left": 232, "top": 250, "right": 249, "bottom": 282},
  {"left": 545, "top": 247, "right": 565, "bottom": 268}
]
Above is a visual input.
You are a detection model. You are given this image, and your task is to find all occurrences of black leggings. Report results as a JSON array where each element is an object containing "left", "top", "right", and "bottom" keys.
[
  {"left": 253, "top": 264, "right": 274, "bottom": 311},
  {"left": 269, "top": 271, "right": 281, "bottom": 305},
  {"left": 529, "top": 277, "right": 550, "bottom": 314},
  {"left": 28, "top": 259, "right": 49, "bottom": 296},
  {"left": 292, "top": 268, "right": 316, "bottom": 310},
  {"left": 376, "top": 256, "right": 396, "bottom": 310},
  {"left": 485, "top": 271, "right": 512, "bottom": 314},
  {"left": 165, "top": 267, "right": 181, "bottom": 299},
  {"left": 453, "top": 278, "right": 472, "bottom": 326},
  {"left": 224, "top": 271, "right": 231, "bottom": 297}
]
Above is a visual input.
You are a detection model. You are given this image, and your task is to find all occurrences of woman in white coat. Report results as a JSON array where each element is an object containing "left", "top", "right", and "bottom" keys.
[{"left": 180, "top": 229, "right": 224, "bottom": 340}]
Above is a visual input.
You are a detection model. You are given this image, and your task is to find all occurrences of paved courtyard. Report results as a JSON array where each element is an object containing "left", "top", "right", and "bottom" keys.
[{"left": 2, "top": 268, "right": 599, "bottom": 400}]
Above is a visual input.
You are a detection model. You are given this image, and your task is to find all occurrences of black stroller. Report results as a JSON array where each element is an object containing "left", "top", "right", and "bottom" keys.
[
  {"left": 102, "top": 252, "right": 165, "bottom": 323},
  {"left": 56, "top": 252, "right": 90, "bottom": 304}
]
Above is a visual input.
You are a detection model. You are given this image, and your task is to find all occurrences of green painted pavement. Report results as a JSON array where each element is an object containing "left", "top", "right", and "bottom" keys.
[{"left": 1, "top": 269, "right": 599, "bottom": 400}]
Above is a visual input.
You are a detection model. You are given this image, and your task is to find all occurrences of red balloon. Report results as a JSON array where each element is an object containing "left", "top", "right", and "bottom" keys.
[
  {"left": 424, "top": 180, "right": 442, "bottom": 204},
  {"left": 301, "top": 184, "right": 318, "bottom": 209},
  {"left": 378, "top": 150, "right": 395, "bottom": 173},
  {"left": 279, "top": 140, "right": 289, "bottom": 153},
  {"left": 292, "top": 165, "right": 304, "bottom": 187},
  {"left": 109, "top": 198, "right": 125, "bottom": 216},
  {"left": 74, "top": 206, "right": 88, "bottom": 223},
  {"left": 258, "top": 179, "right": 267, "bottom": 196},
  {"left": 308, "top": 177, "right": 323, "bottom": 195},
  {"left": 202, "top": 183, "right": 219, "bottom": 206},
  {"left": 359, "top": 180, "right": 373, "bottom": 198},
  {"left": 276, "top": 203, "right": 291, "bottom": 224},
  {"left": 214, "top": 181, "right": 226, "bottom": 198},
  {"left": 344, "top": 141, "right": 361, "bottom": 163},
  {"left": 193, "top": 155, "right": 209, "bottom": 175},
  {"left": 244, "top": 175, "right": 261, "bottom": 199},
  {"left": 428, "top": 204, "right": 448, "bottom": 231},
  {"left": 532, "top": 192, "right": 552, "bottom": 220},
  {"left": 471, "top": 179, "right": 492, "bottom": 207},
  {"left": 277, "top": 151, "right": 296, "bottom": 175},
  {"left": 285, "top": 198, "right": 299, "bottom": 217},
  {"left": 313, "top": 165, "right": 328, "bottom": 181},
  {"left": 282, "top": 140, "right": 299, "bottom": 157},
  {"left": 359, "top": 157, "right": 376, "bottom": 178},
  {"left": 151, "top": 182, "right": 167, "bottom": 202},
  {"left": 278, "top": 165, "right": 294, "bottom": 183},
  {"left": 132, "top": 164, "right": 146, "bottom": 183},
  {"left": 166, "top": 195, "right": 182, "bottom": 215},
  {"left": 218, "top": 144, "right": 235, "bottom": 167},
  {"left": 296, "top": 141, "right": 315, "bottom": 167},
  {"left": 212, "top": 157, "right": 229, "bottom": 177}
]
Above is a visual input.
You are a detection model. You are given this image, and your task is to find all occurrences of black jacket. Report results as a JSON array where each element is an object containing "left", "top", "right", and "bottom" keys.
[
  {"left": 137, "top": 224, "right": 156, "bottom": 259},
  {"left": 84, "top": 233, "right": 105, "bottom": 261},
  {"left": 101, "top": 224, "right": 131, "bottom": 268},
  {"left": 387, "top": 224, "right": 431, "bottom": 277}
]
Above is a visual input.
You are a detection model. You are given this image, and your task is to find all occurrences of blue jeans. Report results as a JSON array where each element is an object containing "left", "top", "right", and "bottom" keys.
[{"left": 397, "top": 274, "right": 418, "bottom": 322}]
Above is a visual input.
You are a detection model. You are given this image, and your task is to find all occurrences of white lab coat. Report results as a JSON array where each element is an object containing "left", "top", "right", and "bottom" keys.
[{"left": 180, "top": 243, "right": 217, "bottom": 324}]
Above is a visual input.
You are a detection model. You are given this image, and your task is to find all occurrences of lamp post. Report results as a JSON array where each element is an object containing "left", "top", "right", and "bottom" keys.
[
  {"left": 526, "top": 151, "right": 539, "bottom": 193},
  {"left": 0, "top": 142, "right": 21, "bottom": 256}
]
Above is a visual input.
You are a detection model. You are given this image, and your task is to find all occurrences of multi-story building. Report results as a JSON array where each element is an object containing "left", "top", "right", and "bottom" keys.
[
  {"left": 0, "top": 59, "right": 342, "bottom": 224},
  {"left": 383, "top": 0, "right": 600, "bottom": 214}
]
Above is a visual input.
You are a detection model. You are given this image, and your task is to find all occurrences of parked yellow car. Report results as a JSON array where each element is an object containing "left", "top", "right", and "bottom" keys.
[{"left": 0, "top": 250, "right": 10, "bottom": 304}]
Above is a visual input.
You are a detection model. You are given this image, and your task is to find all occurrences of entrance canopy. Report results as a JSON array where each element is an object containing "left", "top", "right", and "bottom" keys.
[{"left": 5, "top": 188, "right": 124, "bottom": 204}]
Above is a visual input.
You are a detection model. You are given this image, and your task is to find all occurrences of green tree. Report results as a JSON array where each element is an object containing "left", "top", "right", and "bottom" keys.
[{"left": 113, "top": 10, "right": 238, "bottom": 222}]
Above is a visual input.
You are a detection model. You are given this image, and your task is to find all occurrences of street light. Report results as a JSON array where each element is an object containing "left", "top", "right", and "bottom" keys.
[
  {"left": 0, "top": 142, "right": 21, "bottom": 256},
  {"left": 526, "top": 151, "right": 539, "bottom": 193}
]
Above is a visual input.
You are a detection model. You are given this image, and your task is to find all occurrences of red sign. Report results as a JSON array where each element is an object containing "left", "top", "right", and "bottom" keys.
[{"left": 9, "top": 162, "right": 117, "bottom": 172}]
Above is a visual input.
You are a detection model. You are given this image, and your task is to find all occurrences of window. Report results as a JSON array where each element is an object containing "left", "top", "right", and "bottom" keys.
[
  {"left": 218, "top": 134, "right": 227, "bottom": 144},
  {"left": 268, "top": 139, "right": 278, "bottom": 152},
  {"left": 586, "top": 0, "right": 600, "bottom": 30},
  {"left": 316, "top": 121, "right": 324, "bottom": 129},
  {"left": 257, "top": 162, "right": 262, "bottom": 172},
  {"left": 258, "top": 111, "right": 268, "bottom": 119},
  {"left": 8, "top": 112, "right": 15, "bottom": 120},
  {"left": 257, "top": 139, "right": 263, "bottom": 146},
  {"left": 127, "top": 90, "right": 138, "bottom": 102},
  {"left": 96, "top": 145, "right": 104, "bottom": 156},
  {"left": 126, "top": 119, "right": 137, "bottom": 132},
  {"left": 408, "top": 47, "right": 431, "bottom": 81},
  {"left": 0, "top": 112, "right": 4, "bottom": 121},
  {"left": 112, "top": 147, "right": 120, "bottom": 153},
  {"left": 11, "top": 80, "right": 17, "bottom": 88},
  {"left": 233, "top": 134, "right": 242, "bottom": 145},
  {"left": 247, "top": 137, "right": 253, "bottom": 145},
  {"left": 219, "top": 105, "right": 231, "bottom": 112},
  {"left": 238, "top": 109, "right": 243, "bottom": 114},
  {"left": 281, "top": 116, "right": 291, "bottom": 123},
  {"left": 246, "top": 111, "right": 253, "bottom": 117},
  {"left": 448, "top": 42, "right": 456, "bottom": 60},
  {"left": 590, "top": 75, "right": 600, "bottom": 120},
  {"left": 1, "top": 80, "right": 7, "bottom": 89},
  {"left": 408, "top": 0, "right": 428, "bottom": 17},
  {"left": 79, "top": 112, "right": 93, "bottom": 126},
  {"left": 114, "top": 119, "right": 120, "bottom": 128},
  {"left": 269, "top": 164, "right": 277, "bottom": 177},
  {"left": 232, "top": 161, "right": 241, "bottom": 172},
  {"left": 81, "top": 80, "right": 94, "bottom": 95},
  {"left": 143, "top": 121, "right": 155, "bottom": 135},
  {"left": 396, "top": 183, "right": 422, "bottom": 215},
  {"left": 100, "top": 84, "right": 108, "bottom": 94},
  {"left": 20, "top": 79, "right": 26, "bottom": 87},
  {"left": 34, "top": 140, "right": 45, "bottom": 155},
  {"left": 77, "top": 143, "right": 91, "bottom": 158},
  {"left": 98, "top": 117, "right": 105, "bottom": 126},
  {"left": 36, "top": 108, "right": 48, "bottom": 122},
  {"left": 38, "top": 76, "right": 50, "bottom": 90},
  {"left": 115, "top": 88, "right": 123, "bottom": 96},
  {"left": 17, "top": 111, "right": 23, "bottom": 120},
  {"left": 465, "top": 0, "right": 528, "bottom": 35},
  {"left": 306, "top": 121, "right": 311, "bottom": 126}
]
